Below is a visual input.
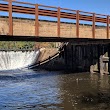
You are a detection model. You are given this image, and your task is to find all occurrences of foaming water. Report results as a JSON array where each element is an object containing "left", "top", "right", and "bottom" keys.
[{"left": 0, "top": 50, "right": 39, "bottom": 70}]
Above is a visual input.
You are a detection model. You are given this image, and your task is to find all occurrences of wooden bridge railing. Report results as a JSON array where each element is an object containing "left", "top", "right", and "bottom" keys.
[{"left": 0, "top": 0, "right": 110, "bottom": 39}]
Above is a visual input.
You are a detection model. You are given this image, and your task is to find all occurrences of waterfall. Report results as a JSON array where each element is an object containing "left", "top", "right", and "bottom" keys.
[{"left": 0, "top": 50, "right": 40, "bottom": 70}]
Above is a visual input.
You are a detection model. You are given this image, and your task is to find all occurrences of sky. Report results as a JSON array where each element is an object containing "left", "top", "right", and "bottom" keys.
[
  {"left": 0, "top": 0, "right": 109, "bottom": 25},
  {"left": 20, "top": 0, "right": 110, "bottom": 15}
]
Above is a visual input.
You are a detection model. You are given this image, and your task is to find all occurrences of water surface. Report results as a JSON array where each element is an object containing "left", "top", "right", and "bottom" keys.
[{"left": 0, "top": 69, "right": 110, "bottom": 110}]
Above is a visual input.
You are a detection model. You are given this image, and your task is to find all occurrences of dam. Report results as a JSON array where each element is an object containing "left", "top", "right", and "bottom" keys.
[{"left": 0, "top": 50, "right": 39, "bottom": 70}]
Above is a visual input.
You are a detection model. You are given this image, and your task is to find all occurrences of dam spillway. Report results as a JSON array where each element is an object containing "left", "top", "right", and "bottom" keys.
[{"left": 0, "top": 50, "right": 39, "bottom": 70}]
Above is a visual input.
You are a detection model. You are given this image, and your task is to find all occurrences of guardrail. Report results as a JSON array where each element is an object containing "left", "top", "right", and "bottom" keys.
[{"left": 0, "top": 0, "right": 110, "bottom": 39}]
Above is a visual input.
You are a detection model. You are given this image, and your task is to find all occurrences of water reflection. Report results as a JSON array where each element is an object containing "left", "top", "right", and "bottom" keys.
[
  {"left": 0, "top": 70, "right": 110, "bottom": 110},
  {"left": 58, "top": 73, "right": 110, "bottom": 110}
]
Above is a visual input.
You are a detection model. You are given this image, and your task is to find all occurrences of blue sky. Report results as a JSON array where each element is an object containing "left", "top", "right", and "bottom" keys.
[
  {"left": 21, "top": 0, "right": 110, "bottom": 15},
  {"left": 0, "top": 0, "right": 109, "bottom": 15},
  {"left": 0, "top": 0, "right": 109, "bottom": 25}
]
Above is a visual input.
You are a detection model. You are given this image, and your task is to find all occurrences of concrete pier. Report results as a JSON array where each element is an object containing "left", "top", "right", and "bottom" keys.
[{"left": 99, "top": 55, "right": 109, "bottom": 75}]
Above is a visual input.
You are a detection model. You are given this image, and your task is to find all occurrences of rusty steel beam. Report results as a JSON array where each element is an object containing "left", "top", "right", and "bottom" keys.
[
  {"left": 107, "top": 15, "right": 109, "bottom": 39},
  {"left": 60, "top": 7, "right": 76, "bottom": 12},
  {"left": 12, "top": 9, "right": 35, "bottom": 14},
  {"left": 39, "top": 9, "right": 57, "bottom": 17},
  {"left": 96, "top": 13, "right": 107, "bottom": 17},
  {"left": 38, "top": 12, "right": 57, "bottom": 17},
  {"left": 2, "top": 0, "right": 35, "bottom": 6},
  {"left": 0, "top": 3, "right": 109, "bottom": 23},
  {"left": 38, "top": 4, "right": 57, "bottom": 9},
  {"left": 57, "top": 7, "right": 60, "bottom": 37},
  {"left": 0, "top": 7, "right": 8, "bottom": 11},
  {"left": 8, "top": 0, "right": 13, "bottom": 35},
  {"left": 95, "top": 17, "right": 107, "bottom": 23},
  {"left": 39, "top": 9, "right": 57, "bottom": 14},
  {"left": 12, "top": 5, "right": 35, "bottom": 12},
  {"left": 79, "top": 10, "right": 93, "bottom": 14},
  {"left": 0, "top": 3, "right": 8, "bottom": 8},
  {"left": 13, "top": 1, "right": 35, "bottom": 6},
  {"left": 92, "top": 13, "right": 95, "bottom": 39},
  {"left": 76, "top": 10, "right": 79, "bottom": 38},
  {"left": 60, "top": 15, "right": 76, "bottom": 19},
  {"left": 35, "top": 4, "right": 39, "bottom": 37}
]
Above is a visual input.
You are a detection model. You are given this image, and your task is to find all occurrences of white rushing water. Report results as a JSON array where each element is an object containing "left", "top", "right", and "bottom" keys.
[{"left": 0, "top": 50, "right": 40, "bottom": 70}]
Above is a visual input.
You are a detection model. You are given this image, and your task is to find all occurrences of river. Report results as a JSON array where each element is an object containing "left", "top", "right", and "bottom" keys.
[{"left": 0, "top": 69, "right": 110, "bottom": 110}]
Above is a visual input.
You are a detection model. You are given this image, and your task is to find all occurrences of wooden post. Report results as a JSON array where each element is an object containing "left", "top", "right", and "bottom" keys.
[
  {"left": 57, "top": 7, "right": 60, "bottom": 37},
  {"left": 97, "top": 44, "right": 100, "bottom": 73},
  {"left": 92, "top": 13, "right": 95, "bottom": 39},
  {"left": 35, "top": 4, "right": 39, "bottom": 37},
  {"left": 71, "top": 45, "right": 74, "bottom": 69},
  {"left": 90, "top": 45, "right": 94, "bottom": 73},
  {"left": 107, "top": 15, "right": 109, "bottom": 39},
  {"left": 8, "top": 0, "right": 13, "bottom": 35},
  {"left": 76, "top": 10, "right": 79, "bottom": 38},
  {"left": 108, "top": 44, "right": 110, "bottom": 73}
]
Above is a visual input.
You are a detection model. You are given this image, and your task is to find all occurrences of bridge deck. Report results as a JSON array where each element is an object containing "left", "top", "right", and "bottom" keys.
[
  {"left": 1, "top": 35, "right": 110, "bottom": 45},
  {"left": 0, "top": 0, "right": 110, "bottom": 39}
]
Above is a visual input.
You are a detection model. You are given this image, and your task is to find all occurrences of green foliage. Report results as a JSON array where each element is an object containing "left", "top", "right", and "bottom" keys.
[
  {"left": 0, "top": 41, "right": 58, "bottom": 50},
  {"left": 0, "top": 41, "right": 35, "bottom": 50}
]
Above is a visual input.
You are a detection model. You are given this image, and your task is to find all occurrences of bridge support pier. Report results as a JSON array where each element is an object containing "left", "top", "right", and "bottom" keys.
[
  {"left": 99, "top": 55, "right": 109, "bottom": 75},
  {"left": 36, "top": 42, "right": 110, "bottom": 74},
  {"left": 90, "top": 44, "right": 110, "bottom": 75},
  {"left": 108, "top": 44, "right": 110, "bottom": 74},
  {"left": 63, "top": 43, "right": 110, "bottom": 74}
]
